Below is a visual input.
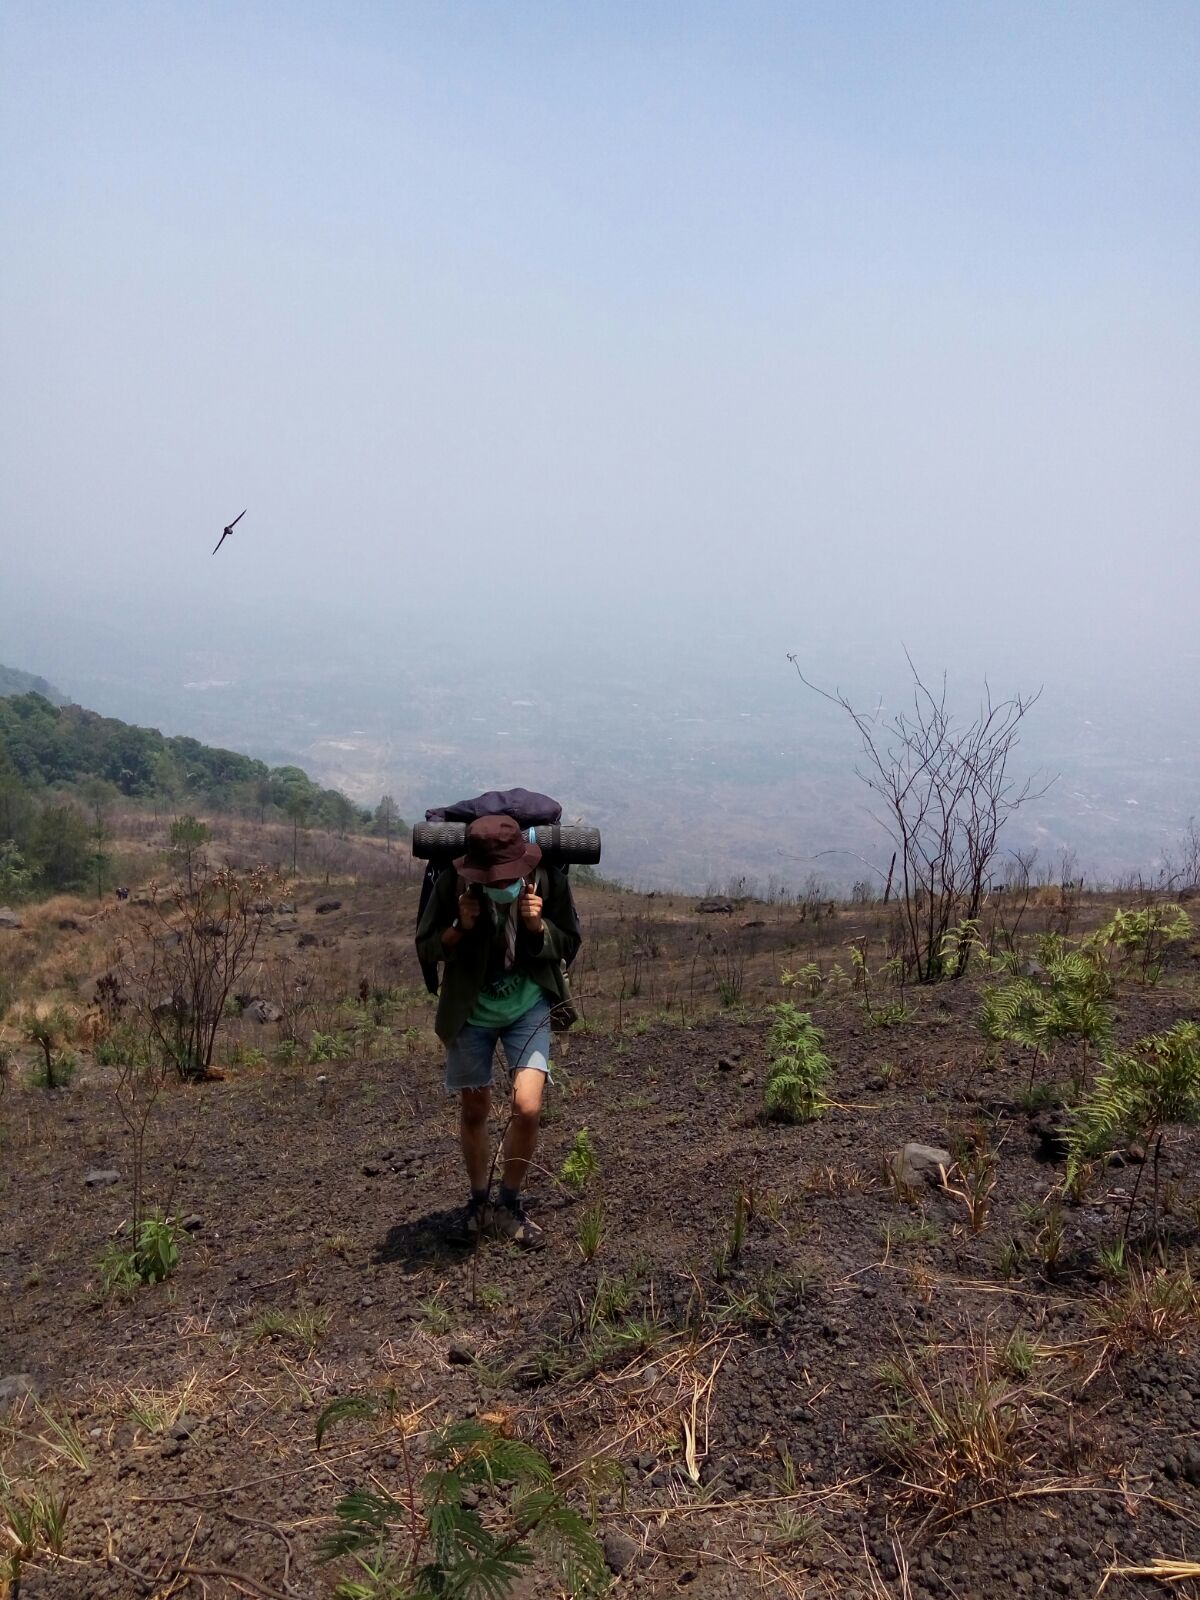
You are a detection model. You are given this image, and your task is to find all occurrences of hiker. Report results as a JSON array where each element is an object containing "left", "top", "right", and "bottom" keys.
[{"left": 416, "top": 814, "right": 580, "bottom": 1248}]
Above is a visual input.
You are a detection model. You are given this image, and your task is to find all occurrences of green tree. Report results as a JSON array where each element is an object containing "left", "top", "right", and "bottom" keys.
[
  {"left": 285, "top": 791, "right": 310, "bottom": 875},
  {"left": 375, "top": 793, "right": 400, "bottom": 852},
  {"left": 29, "top": 802, "right": 90, "bottom": 892},
  {"left": 168, "top": 813, "right": 210, "bottom": 893},
  {"left": 0, "top": 840, "right": 33, "bottom": 902},
  {"left": 328, "top": 791, "right": 356, "bottom": 838},
  {"left": 82, "top": 778, "right": 118, "bottom": 899}
]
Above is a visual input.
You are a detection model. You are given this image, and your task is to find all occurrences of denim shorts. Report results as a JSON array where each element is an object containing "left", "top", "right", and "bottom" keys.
[{"left": 444, "top": 995, "right": 552, "bottom": 1093}]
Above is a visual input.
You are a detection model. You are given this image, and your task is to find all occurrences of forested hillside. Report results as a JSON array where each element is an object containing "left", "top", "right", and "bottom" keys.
[
  {"left": 0, "top": 690, "right": 405, "bottom": 899},
  {"left": 0, "top": 663, "right": 67, "bottom": 703}
]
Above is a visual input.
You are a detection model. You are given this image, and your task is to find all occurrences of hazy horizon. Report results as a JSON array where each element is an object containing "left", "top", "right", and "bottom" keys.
[{"left": 3, "top": 3, "right": 1198, "bottom": 888}]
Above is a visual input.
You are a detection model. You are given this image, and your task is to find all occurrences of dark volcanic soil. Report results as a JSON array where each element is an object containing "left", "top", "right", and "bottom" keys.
[{"left": 2, "top": 963, "right": 1199, "bottom": 1599}]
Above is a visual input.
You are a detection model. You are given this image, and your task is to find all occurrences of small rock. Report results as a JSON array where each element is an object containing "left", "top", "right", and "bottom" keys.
[
  {"left": 0, "top": 907, "right": 23, "bottom": 929},
  {"left": 161, "top": 1438, "right": 183, "bottom": 1459},
  {"left": 242, "top": 998, "right": 283, "bottom": 1024},
  {"left": 277, "top": 902, "right": 296, "bottom": 915},
  {"left": 251, "top": 900, "right": 274, "bottom": 915},
  {"left": 315, "top": 898, "right": 342, "bottom": 914},
  {"left": 297, "top": 931, "right": 319, "bottom": 948},
  {"left": 85, "top": 1169, "right": 121, "bottom": 1188},
  {"left": 892, "top": 1143, "right": 951, "bottom": 1190},
  {"left": 0, "top": 1374, "right": 37, "bottom": 1410},
  {"left": 170, "top": 1416, "right": 199, "bottom": 1441},
  {"left": 1127, "top": 1142, "right": 1147, "bottom": 1164},
  {"left": 739, "top": 1072, "right": 754, "bottom": 1088},
  {"left": 447, "top": 1341, "right": 474, "bottom": 1366},
  {"left": 696, "top": 897, "right": 734, "bottom": 915},
  {"left": 181, "top": 1215, "right": 204, "bottom": 1233},
  {"left": 603, "top": 1529, "right": 640, "bottom": 1575},
  {"left": 272, "top": 918, "right": 299, "bottom": 933}
]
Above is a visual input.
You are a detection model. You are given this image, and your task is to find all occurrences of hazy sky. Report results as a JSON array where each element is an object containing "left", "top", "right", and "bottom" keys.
[{"left": 2, "top": 1, "right": 1198, "bottom": 699}]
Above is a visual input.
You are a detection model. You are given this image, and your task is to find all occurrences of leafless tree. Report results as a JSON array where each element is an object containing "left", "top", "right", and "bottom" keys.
[
  {"left": 118, "top": 864, "right": 275, "bottom": 1080},
  {"left": 790, "top": 653, "right": 1049, "bottom": 981}
]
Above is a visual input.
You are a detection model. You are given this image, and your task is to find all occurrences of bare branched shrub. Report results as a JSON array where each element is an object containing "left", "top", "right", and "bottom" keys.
[
  {"left": 118, "top": 865, "right": 275, "bottom": 1082},
  {"left": 792, "top": 654, "right": 1046, "bottom": 982}
]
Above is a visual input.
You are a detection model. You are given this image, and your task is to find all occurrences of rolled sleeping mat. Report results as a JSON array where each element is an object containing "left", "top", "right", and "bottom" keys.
[{"left": 412, "top": 820, "right": 601, "bottom": 865}]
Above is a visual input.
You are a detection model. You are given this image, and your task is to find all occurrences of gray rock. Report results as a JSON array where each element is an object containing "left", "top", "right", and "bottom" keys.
[
  {"left": 242, "top": 998, "right": 282, "bottom": 1024},
  {"left": 181, "top": 1215, "right": 204, "bottom": 1233},
  {"left": 85, "top": 1169, "right": 121, "bottom": 1188},
  {"left": 276, "top": 902, "right": 296, "bottom": 915},
  {"left": 170, "top": 1415, "right": 199, "bottom": 1441},
  {"left": 892, "top": 1143, "right": 951, "bottom": 1190},
  {"left": 0, "top": 1374, "right": 36, "bottom": 1409},
  {"left": 696, "top": 897, "right": 734, "bottom": 915},
  {"left": 272, "top": 919, "right": 299, "bottom": 933},
  {"left": 315, "top": 898, "right": 342, "bottom": 914},
  {"left": 251, "top": 900, "right": 274, "bottom": 915},
  {"left": 603, "top": 1529, "right": 641, "bottom": 1575},
  {"left": 297, "top": 931, "right": 319, "bottom": 948},
  {"left": 0, "top": 907, "right": 22, "bottom": 929}
]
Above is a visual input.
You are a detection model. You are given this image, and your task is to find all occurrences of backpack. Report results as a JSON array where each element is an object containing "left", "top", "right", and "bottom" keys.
[{"left": 415, "top": 788, "right": 576, "bottom": 995}]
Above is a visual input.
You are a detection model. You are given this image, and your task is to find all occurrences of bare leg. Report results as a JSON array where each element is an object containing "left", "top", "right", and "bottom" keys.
[
  {"left": 501, "top": 1068, "right": 546, "bottom": 1195},
  {"left": 460, "top": 1087, "right": 492, "bottom": 1192}
]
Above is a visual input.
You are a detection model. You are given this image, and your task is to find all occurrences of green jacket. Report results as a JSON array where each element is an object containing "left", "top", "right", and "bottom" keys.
[{"left": 415, "top": 864, "right": 581, "bottom": 1044}]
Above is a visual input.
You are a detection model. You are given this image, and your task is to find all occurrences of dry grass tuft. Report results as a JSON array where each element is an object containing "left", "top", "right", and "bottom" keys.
[
  {"left": 874, "top": 1327, "right": 1040, "bottom": 1517},
  {"left": 1089, "top": 1262, "right": 1200, "bottom": 1376}
]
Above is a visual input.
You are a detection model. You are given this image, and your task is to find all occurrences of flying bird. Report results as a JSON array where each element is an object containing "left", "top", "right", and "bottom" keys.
[{"left": 212, "top": 509, "right": 246, "bottom": 555}]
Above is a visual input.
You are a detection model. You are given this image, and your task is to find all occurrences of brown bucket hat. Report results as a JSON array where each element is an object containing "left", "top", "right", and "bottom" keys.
[{"left": 454, "top": 814, "right": 542, "bottom": 886}]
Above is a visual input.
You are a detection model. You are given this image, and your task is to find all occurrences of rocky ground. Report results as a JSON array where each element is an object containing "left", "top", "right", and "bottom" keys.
[{"left": 1, "top": 887, "right": 1199, "bottom": 1599}]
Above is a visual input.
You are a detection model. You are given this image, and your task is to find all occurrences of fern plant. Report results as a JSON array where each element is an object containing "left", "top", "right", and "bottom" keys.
[
  {"left": 1067, "top": 1021, "right": 1200, "bottom": 1244},
  {"left": 978, "top": 934, "right": 1113, "bottom": 1089},
  {"left": 316, "top": 1409, "right": 608, "bottom": 1599},
  {"left": 1094, "top": 904, "right": 1193, "bottom": 985},
  {"left": 560, "top": 1129, "right": 598, "bottom": 1190},
  {"left": 764, "top": 1004, "right": 831, "bottom": 1123}
]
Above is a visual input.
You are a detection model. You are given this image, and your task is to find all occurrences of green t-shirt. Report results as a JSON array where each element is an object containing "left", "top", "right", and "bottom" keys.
[{"left": 467, "top": 971, "right": 545, "bottom": 1030}]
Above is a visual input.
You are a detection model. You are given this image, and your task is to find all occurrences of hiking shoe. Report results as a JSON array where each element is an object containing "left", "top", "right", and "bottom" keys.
[
  {"left": 462, "top": 1196, "right": 490, "bottom": 1242},
  {"left": 491, "top": 1198, "right": 545, "bottom": 1249}
]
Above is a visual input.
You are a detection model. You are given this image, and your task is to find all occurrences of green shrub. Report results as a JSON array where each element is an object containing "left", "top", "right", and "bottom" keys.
[
  {"left": 98, "top": 1211, "right": 182, "bottom": 1293},
  {"left": 764, "top": 1004, "right": 830, "bottom": 1123},
  {"left": 310, "top": 1031, "right": 352, "bottom": 1063},
  {"left": 560, "top": 1128, "right": 599, "bottom": 1190},
  {"left": 1068, "top": 1021, "right": 1200, "bottom": 1239},
  {"left": 1095, "top": 903, "right": 1192, "bottom": 984},
  {"left": 979, "top": 933, "right": 1112, "bottom": 1087},
  {"left": 316, "top": 1413, "right": 607, "bottom": 1598}
]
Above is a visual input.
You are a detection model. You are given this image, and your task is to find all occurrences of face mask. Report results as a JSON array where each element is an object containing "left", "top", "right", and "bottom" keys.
[{"left": 484, "top": 880, "right": 524, "bottom": 904}]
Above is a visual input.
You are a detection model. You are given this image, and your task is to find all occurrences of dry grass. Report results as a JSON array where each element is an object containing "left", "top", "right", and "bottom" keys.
[
  {"left": 874, "top": 1327, "right": 1041, "bottom": 1519},
  {"left": 1086, "top": 1262, "right": 1200, "bottom": 1380}
]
